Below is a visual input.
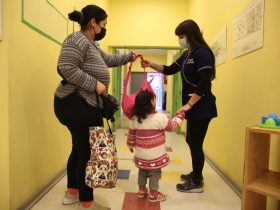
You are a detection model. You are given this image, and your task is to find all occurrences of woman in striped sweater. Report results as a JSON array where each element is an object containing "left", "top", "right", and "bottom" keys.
[
  {"left": 54, "top": 5, "right": 136, "bottom": 210},
  {"left": 127, "top": 90, "right": 185, "bottom": 202}
]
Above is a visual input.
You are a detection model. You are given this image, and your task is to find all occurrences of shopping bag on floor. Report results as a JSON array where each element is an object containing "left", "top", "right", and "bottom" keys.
[
  {"left": 85, "top": 126, "right": 118, "bottom": 188},
  {"left": 122, "top": 55, "right": 155, "bottom": 119}
]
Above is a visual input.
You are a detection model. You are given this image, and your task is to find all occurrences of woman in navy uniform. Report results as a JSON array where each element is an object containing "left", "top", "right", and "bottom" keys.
[{"left": 141, "top": 19, "right": 217, "bottom": 193}]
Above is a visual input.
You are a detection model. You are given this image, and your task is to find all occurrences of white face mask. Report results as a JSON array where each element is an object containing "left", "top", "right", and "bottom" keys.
[{"left": 179, "top": 38, "right": 190, "bottom": 48}]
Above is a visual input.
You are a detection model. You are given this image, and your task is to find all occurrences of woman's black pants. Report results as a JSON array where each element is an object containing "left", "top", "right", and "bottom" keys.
[
  {"left": 186, "top": 119, "right": 211, "bottom": 183},
  {"left": 54, "top": 92, "right": 103, "bottom": 201}
]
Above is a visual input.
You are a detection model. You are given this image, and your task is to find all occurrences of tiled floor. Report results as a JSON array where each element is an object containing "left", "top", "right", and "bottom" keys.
[{"left": 31, "top": 128, "right": 241, "bottom": 210}]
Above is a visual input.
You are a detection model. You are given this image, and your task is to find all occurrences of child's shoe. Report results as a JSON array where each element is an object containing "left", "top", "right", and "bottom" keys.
[
  {"left": 62, "top": 191, "right": 79, "bottom": 205},
  {"left": 137, "top": 187, "right": 148, "bottom": 198},
  {"left": 148, "top": 191, "right": 166, "bottom": 202}
]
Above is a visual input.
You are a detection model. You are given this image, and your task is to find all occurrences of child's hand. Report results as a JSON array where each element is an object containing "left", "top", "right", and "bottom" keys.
[
  {"left": 175, "top": 112, "right": 185, "bottom": 120},
  {"left": 129, "top": 148, "right": 134, "bottom": 153}
]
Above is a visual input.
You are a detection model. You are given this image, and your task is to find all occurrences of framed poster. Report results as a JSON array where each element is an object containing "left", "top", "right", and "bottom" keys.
[
  {"left": 0, "top": 0, "right": 3, "bottom": 40},
  {"left": 211, "top": 27, "right": 227, "bottom": 65},
  {"left": 232, "top": 0, "right": 264, "bottom": 58}
]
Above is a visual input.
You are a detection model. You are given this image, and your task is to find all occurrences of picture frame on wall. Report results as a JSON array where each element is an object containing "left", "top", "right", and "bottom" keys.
[
  {"left": 0, "top": 0, "right": 2, "bottom": 40},
  {"left": 232, "top": 0, "right": 264, "bottom": 58}
]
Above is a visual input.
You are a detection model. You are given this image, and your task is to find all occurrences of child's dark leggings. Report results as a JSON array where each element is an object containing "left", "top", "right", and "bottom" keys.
[
  {"left": 54, "top": 92, "right": 103, "bottom": 201},
  {"left": 186, "top": 119, "right": 211, "bottom": 183}
]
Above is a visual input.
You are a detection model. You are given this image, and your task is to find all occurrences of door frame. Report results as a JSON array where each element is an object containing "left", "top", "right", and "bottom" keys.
[
  {"left": 171, "top": 50, "right": 184, "bottom": 133},
  {"left": 110, "top": 48, "right": 122, "bottom": 131}
]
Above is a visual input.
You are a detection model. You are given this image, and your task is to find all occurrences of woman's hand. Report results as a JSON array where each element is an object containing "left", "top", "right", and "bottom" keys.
[
  {"left": 141, "top": 59, "right": 151, "bottom": 68},
  {"left": 131, "top": 52, "right": 138, "bottom": 62},
  {"left": 141, "top": 59, "right": 164, "bottom": 72},
  {"left": 96, "top": 81, "right": 107, "bottom": 94},
  {"left": 129, "top": 148, "right": 134, "bottom": 153},
  {"left": 175, "top": 104, "right": 192, "bottom": 115}
]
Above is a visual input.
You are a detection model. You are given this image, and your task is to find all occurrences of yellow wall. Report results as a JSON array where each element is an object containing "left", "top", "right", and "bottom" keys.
[
  {"left": 107, "top": 0, "right": 190, "bottom": 47},
  {"left": 188, "top": 0, "right": 280, "bottom": 190},
  {"left": 0, "top": 0, "right": 10, "bottom": 209},
  {"left": 8, "top": 1, "right": 68, "bottom": 208}
]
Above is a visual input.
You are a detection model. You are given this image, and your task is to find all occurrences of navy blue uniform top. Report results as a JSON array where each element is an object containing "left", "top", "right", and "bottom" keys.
[{"left": 163, "top": 47, "right": 217, "bottom": 120}]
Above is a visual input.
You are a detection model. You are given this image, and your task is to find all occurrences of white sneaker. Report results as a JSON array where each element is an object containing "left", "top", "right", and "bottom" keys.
[
  {"left": 62, "top": 191, "right": 79, "bottom": 205},
  {"left": 78, "top": 202, "right": 111, "bottom": 210}
]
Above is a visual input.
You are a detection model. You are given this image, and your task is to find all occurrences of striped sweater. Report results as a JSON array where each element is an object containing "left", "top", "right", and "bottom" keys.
[
  {"left": 55, "top": 31, "right": 133, "bottom": 107},
  {"left": 127, "top": 112, "right": 184, "bottom": 170}
]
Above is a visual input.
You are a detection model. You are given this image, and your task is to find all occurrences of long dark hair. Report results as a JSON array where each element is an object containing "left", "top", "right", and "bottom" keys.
[
  {"left": 133, "top": 90, "right": 155, "bottom": 123},
  {"left": 175, "top": 19, "right": 216, "bottom": 79},
  {"left": 68, "top": 5, "right": 107, "bottom": 30}
]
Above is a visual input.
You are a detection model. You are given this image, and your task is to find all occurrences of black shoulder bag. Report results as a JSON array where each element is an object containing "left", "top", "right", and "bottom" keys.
[
  {"left": 96, "top": 92, "right": 119, "bottom": 133},
  {"left": 99, "top": 93, "right": 119, "bottom": 122}
]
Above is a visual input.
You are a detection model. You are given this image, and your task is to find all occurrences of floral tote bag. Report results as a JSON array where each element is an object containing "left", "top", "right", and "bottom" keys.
[{"left": 85, "top": 126, "right": 118, "bottom": 188}]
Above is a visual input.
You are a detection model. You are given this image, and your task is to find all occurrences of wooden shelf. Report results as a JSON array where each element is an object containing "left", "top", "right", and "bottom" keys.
[
  {"left": 242, "top": 125, "right": 280, "bottom": 210},
  {"left": 247, "top": 125, "right": 280, "bottom": 135},
  {"left": 246, "top": 170, "right": 280, "bottom": 199}
]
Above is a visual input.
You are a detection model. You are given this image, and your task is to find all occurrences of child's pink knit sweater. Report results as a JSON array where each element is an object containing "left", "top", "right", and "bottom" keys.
[{"left": 127, "top": 112, "right": 184, "bottom": 170}]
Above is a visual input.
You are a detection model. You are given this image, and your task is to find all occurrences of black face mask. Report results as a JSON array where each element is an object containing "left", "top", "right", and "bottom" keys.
[{"left": 95, "top": 27, "right": 106, "bottom": 41}]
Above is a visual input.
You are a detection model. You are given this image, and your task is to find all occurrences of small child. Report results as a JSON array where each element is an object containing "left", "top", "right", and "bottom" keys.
[{"left": 127, "top": 90, "right": 185, "bottom": 202}]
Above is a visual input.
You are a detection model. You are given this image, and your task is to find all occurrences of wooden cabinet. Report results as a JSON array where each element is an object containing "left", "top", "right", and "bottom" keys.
[{"left": 242, "top": 125, "right": 280, "bottom": 210}]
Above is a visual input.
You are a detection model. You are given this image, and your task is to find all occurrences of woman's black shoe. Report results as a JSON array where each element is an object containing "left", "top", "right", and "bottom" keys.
[
  {"left": 176, "top": 181, "right": 204, "bottom": 193},
  {"left": 180, "top": 172, "right": 204, "bottom": 183}
]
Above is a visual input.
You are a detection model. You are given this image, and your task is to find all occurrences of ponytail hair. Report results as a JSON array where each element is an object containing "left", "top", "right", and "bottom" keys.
[
  {"left": 68, "top": 10, "right": 83, "bottom": 24},
  {"left": 68, "top": 5, "right": 107, "bottom": 30}
]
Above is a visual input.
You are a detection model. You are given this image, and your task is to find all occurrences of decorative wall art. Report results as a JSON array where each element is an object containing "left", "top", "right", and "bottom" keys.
[
  {"left": 232, "top": 0, "right": 264, "bottom": 58},
  {"left": 211, "top": 27, "right": 227, "bottom": 65}
]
